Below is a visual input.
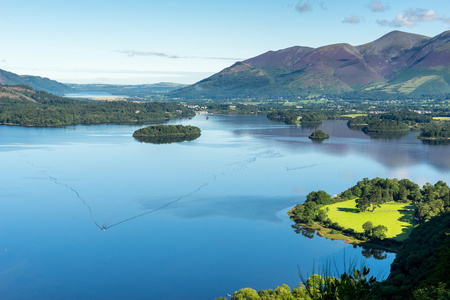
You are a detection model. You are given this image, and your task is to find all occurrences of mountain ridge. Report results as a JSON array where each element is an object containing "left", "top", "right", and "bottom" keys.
[{"left": 172, "top": 30, "right": 450, "bottom": 100}]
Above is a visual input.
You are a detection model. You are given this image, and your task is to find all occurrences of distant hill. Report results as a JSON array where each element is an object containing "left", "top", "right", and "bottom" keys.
[
  {"left": 66, "top": 82, "right": 188, "bottom": 97},
  {"left": 172, "top": 30, "right": 450, "bottom": 100},
  {"left": 0, "top": 69, "right": 72, "bottom": 95},
  {"left": 0, "top": 69, "right": 187, "bottom": 97}
]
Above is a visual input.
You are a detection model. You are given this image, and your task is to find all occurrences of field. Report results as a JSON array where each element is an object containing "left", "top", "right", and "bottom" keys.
[
  {"left": 322, "top": 199, "right": 416, "bottom": 241},
  {"left": 340, "top": 114, "right": 368, "bottom": 118},
  {"left": 433, "top": 117, "right": 450, "bottom": 121}
]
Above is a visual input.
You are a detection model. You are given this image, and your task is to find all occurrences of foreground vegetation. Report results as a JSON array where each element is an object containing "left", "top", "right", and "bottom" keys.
[
  {"left": 217, "top": 179, "right": 450, "bottom": 299},
  {"left": 217, "top": 212, "right": 450, "bottom": 300}
]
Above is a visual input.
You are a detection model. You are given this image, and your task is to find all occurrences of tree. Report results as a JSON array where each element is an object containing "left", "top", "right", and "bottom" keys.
[
  {"left": 232, "top": 288, "right": 260, "bottom": 300},
  {"left": 356, "top": 196, "right": 371, "bottom": 212},
  {"left": 362, "top": 221, "right": 374, "bottom": 238},
  {"left": 306, "top": 190, "right": 332, "bottom": 205},
  {"left": 372, "top": 225, "right": 388, "bottom": 240}
]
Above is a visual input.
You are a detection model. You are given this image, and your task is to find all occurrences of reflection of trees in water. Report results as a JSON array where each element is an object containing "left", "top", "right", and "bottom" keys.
[
  {"left": 421, "top": 139, "right": 450, "bottom": 146},
  {"left": 292, "top": 225, "right": 389, "bottom": 260},
  {"left": 292, "top": 224, "right": 316, "bottom": 239},
  {"left": 134, "top": 134, "right": 200, "bottom": 144},
  {"left": 360, "top": 246, "right": 388, "bottom": 260},
  {"left": 364, "top": 131, "right": 409, "bottom": 140}
]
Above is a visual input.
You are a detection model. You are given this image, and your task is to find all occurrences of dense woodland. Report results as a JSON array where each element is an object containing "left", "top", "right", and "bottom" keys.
[
  {"left": 418, "top": 121, "right": 450, "bottom": 140},
  {"left": 267, "top": 111, "right": 324, "bottom": 125},
  {"left": 0, "top": 85, "right": 195, "bottom": 127},
  {"left": 308, "top": 130, "right": 329, "bottom": 140},
  {"left": 132, "top": 125, "right": 201, "bottom": 144}
]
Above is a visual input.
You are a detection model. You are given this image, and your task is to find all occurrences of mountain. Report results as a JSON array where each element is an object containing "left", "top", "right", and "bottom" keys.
[
  {"left": 172, "top": 30, "right": 450, "bottom": 100},
  {"left": 0, "top": 69, "right": 72, "bottom": 95},
  {"left": 67, "top": 82, "right": 188, "bottom": 96}
]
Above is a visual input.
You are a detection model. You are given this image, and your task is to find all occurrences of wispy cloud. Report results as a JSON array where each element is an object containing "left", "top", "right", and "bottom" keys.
[
  {"left": 319, "top": 1, "right": 327, "bottom": 11},
  {"left": 117, "top": 50, "right": 180, "bottom": 59},
  {"left": 377, "top": 8, "right": 450, "bottom": 27},
  {"left": 368, "top": 0, "right": 388, "bottom": 12},
  {"left": 115, "top": 50, "right": 242, "bottom": 61},
  {"left": 296, "top": 0, "right": 311, "bottom": 13},
  {"left": 343, "top": 15, "right": 364, "bottom": 24}
]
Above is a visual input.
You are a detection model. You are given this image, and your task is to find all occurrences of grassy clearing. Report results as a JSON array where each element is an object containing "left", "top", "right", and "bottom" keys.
[
  {"left": 340, "top": 114, "right": 367, "bottom": 118},
  {"left": 322, "top": 199, "right": 416, "bottom": 241},
  {"left": 433, "top": 117, "right": 450, "bottom": 121}
]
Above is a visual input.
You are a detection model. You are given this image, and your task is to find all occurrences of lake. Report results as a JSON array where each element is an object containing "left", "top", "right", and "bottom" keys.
[{"left": 1, "top": 115, "right": 449, "bottom": 299}]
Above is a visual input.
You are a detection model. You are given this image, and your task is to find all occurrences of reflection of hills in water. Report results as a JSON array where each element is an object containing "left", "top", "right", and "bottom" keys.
[
  {"left": 231, "top": 119, "right": 450, "bottom": 171},
  {"left": 134, "top": 134, "right": 200, "bottom": 144}
]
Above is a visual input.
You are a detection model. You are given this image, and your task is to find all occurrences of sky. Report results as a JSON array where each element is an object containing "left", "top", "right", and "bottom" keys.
[{"left": 1, "top": 0, "right": 449, "bottom": 85}]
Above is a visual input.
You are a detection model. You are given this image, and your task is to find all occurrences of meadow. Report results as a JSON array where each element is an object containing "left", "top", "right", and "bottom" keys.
[{"left": 322, "top": 199, "right": 416, "bottom": 241}]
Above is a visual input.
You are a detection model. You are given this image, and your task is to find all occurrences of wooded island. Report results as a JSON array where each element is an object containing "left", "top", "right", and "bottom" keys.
[{"left": 132, "top": 124, "right": 201, "bottom": 144}]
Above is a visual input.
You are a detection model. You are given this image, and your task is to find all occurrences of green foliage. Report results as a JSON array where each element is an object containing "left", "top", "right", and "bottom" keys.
[
  {"left": 417, "top": 181, "right": 450, "bottom": 222},
  {"left": 418, "top": 121, "right": 450, "bottom": 140},
  {"left": 340, "top": 177, "right": 421, "bottom": 204},
  {"left": 224, "top": 265, "right": 377, "bottom": 300},
  {"left": 132, "top": 125, "right": 201, "bottom": 144},
  {"left": 412, "top": 283, "right": 450, "bottom": 300},
  {"left": 306, "top": 191, "right": 333, "bottom": 206},
  {"left": 267, "top": 110, "right": 323, "bottom": 125},
  {"left": 376, "top": 212, "right": 450, "bottom": 299},
  {"left": 362, "top": 221, "right": 374, "bottom": 236},
  {"left": 308, "top": 130, "right": 330, "bottom": 140},
  {"left": 0, "top": 85, "right": 195, "bottom": 127},
  {"left": 288, "top": 191, "right": 333, "bottom": 225},
  {"left": 232, "top": 288, "right": 260, "bottom": 300}
]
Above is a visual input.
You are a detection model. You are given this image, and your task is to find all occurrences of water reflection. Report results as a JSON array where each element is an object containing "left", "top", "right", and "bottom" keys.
[
  {"left": 230, "top": 119, "right": 450, "bottom": 171},
  {"left": 133, "top": 134, "right": 200, "bottom": 144},
  {"left": 292, "top": 224, "right": 390, "bottom": 260},
  {"left": 364, "top": 131, "right": 409, "bottom": 140},
  {"left": 421, "top": 139, "right": 450, "bottom": 146}
]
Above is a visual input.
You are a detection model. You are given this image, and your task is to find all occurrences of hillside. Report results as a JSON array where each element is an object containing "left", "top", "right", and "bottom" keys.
[
  {"left": 172, "top": 30, "right": 450, "bottom": 100},
  {"left": 0, "top": 85, "right": 195, "bottom": 126},
  {"left": 66, "top": 82, "right": 188, "bottom": 96},
  {"left": 0, "top": 69, "right": 187, "bottom": 97},
  {"left": 0, "top": 69, "right": 72, "bottom": 95}
]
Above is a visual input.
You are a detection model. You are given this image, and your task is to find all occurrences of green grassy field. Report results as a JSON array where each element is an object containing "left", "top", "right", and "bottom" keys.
[
  {"left": 433, "top": 117, "right": 450, "bottom": 121},
  {"left": 322, "top": 199, "right": 416, "bottom": 241},
  {"left": 340, "top": 114, "right": 368, "bottom": 118}
]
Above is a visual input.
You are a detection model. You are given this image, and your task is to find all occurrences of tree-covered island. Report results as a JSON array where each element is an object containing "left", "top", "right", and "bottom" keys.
[
  {"left": 308, "top": 130, "right": 330, "bottom": 140},
  {"left": 132, "top": 124, "right": 201, "bottom": 144}
]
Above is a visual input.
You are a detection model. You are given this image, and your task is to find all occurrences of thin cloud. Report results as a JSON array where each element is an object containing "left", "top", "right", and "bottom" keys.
[
  {"left": 116, "top": 50, "right": 242, "bottom": 61},
  {"left": 369, "top": 0, "right": 388, "bottom": 12},
  {"left": 117, "top": 50, "right": 180, "bottom": 59},
  {"left": 319, "top": 2, "right": 327, "bottom": 10},
  {"left": 343, "top": 15, "right": 364, "bottom": 24},
  {"left": 377, "top": 8, "right": 450, "bottom": 27},
  {"left": 296, "top": 0, "right": 311, "bottom": 13}
]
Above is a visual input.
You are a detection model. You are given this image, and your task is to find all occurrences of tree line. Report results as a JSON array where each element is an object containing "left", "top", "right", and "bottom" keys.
[{"left": 0, "top": 85, "right": 195, "bottom": 127}]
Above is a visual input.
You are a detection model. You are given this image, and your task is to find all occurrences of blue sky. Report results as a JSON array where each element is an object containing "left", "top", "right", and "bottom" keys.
[{"left": 1, "top": 0, "right": 449, "bottom": 84}]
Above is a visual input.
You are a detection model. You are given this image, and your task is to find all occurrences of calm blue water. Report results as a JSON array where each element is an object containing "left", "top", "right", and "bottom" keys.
[{"left": 1, "top": 115, "right": 449, "bottom": 299}]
